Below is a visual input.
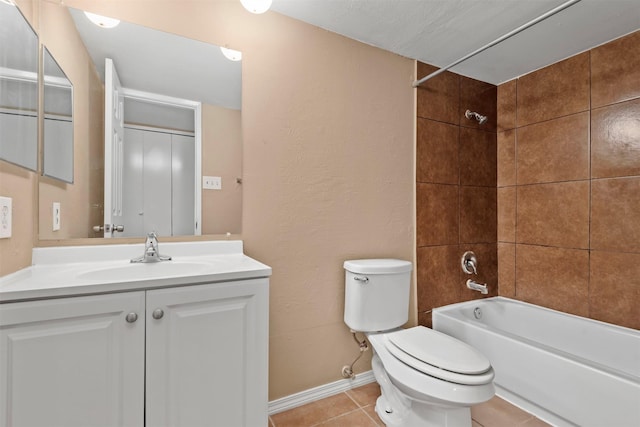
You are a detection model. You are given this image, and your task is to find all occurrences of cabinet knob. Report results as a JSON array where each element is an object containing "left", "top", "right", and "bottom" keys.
[
  {"left": 152, "top": 308, "right": 164, "bottom": 320},
  {"left": 125, "top": 312, "right": 138, "bottom": 323}
]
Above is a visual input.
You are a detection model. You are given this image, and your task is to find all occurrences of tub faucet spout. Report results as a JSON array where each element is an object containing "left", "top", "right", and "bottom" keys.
[{"left": 466, "top": 279, "right": 488, "bottom": 295}]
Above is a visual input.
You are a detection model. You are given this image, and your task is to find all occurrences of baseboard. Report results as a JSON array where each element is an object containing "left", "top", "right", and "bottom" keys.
[{"left": 268, "top": 370, "right": 375, "bottom": 415}]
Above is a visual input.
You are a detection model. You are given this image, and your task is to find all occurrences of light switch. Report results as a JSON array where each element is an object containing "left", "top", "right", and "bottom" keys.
[
  {"left": 203, "top": 176, "right": 222, "bottom": 190},
  {"left": 53, "top": 202, "right": 61, "bottom": 231},
  {"left": 0, "top": 196, "right": 12, "bottom": 239}
]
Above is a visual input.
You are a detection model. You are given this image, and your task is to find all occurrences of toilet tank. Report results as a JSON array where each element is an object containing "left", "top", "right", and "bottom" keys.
[{"left": 344, "top": 259, "right": 412, "bottom": 332}]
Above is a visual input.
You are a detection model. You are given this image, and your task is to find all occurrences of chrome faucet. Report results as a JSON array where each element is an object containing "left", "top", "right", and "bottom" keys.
[
  {"left": 466, "top": 279, "right": 488, "bottom": 295},
  {"left": 461, "top": 251, "right": 478, "bottom": 275},
  {"left": 131, "top": 232, "right": 172, "bottom": 263}
]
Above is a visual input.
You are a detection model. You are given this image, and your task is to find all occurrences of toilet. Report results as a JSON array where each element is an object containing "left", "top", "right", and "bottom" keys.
[{"left": 344, "top": 259, "right": 495, "bottom": 427}]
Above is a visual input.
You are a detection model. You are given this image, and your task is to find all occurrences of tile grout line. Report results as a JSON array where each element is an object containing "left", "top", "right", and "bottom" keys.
[
  {"left": 587, "top": 50, "right": 593, "bottom": 320},
  {"left": 343, "top": 390, "right": 361, "bottom": 407},
  {"left": 360, "top": 406, "right": 383, "bottom": 427},
  {"left": 345, "top": 388, "right": 383, "bottom": 425},
  {"left": 308, "top": 406, "right": 368, "bottom": 427}
]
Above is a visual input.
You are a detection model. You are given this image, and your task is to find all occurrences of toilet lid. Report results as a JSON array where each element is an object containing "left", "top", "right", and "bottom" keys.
[{"left": 386, "top": 326, "right": 492, "bottom": 383}]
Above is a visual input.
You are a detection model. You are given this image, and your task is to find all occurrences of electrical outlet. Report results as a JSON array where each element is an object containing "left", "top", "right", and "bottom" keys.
[
  {"left": 53, "top": 202, "right": 61, "bottom": 231},
  {"left": 203, "top": 176, "right": 222, "bottom": 190},
  {"left": 0, "top": 196, "right": 12, "bottom": 239}
]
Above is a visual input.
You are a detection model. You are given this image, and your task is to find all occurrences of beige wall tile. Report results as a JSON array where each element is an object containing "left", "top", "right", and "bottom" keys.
[
  {"left": 591, "top": 98, "right": 640, "bottom": 179},
  {"left": 589, "top": 251, "right": 640, "bottom": 329},
  {"left": 417, "top": 62, "right": 460, "bottom": 125},
  {"left": 515, "top": 245, "right": 589, "bottom": 317},
  {"left": 460, "top": 243, "right": 498, "bottom": 300},
  {"left": 460, "top": 76, "right": 497, "bottom": 132},
  {"left": 460, "top": 186, "right": 497, "bottom": 244},
  {"left": 460, "top": 128, "right": 497, "bottom": 187},
  {"left": 497, "top": 130, "right": 516, "bottom": 187},
  {"left": 417, "top": 118, "right": 459, "bottom": 184},
  {"left": 417, "top": 245, "right": 461, "bottom": 311},
  {"left": 498, "top": 187, "right": 516, "bottom": 243},
  {"left": 498, "top": 243, "right": 515, "bottom": 297},
  {"left": 591, "top": 177, "right": 640, "bottom": 253},
  {"left": 417, "top": 183, "right": 459, "bottom": 246},
  {"left": 591, "top": 30, "right": 640, "bottom": 108},
  {"left": 517, "top": 52, "right": 590, "bottom": 127},
  {"left": 497, "top": 79, "right": 517, "bottom": 132},
  {"left": 516, "top": 112, "right": 590, "bottom": 184},
  {"left": 517, "top": 181, "right": 589, "bottom": 249}
]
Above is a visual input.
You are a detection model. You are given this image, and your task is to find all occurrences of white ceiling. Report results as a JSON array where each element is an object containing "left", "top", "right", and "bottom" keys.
[
  {"left": 271, "top": 0, "right": 640, "bottom": 85},
  {"left": 69, "top": 7, "right": 242, "bottom": 110}
]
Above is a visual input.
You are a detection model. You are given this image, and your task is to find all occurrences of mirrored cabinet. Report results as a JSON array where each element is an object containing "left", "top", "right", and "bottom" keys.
[
  {"left": 0, "top": 1, "right": 38, "bottom": 171},
  {"left": 2, "top": 0, "right": 244, "bottom": 240},
  {"left": 43, "top": 47, "right": 74, "bottom": 183}
]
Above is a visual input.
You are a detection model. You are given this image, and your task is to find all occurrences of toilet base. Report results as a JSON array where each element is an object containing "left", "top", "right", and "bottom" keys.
[
  {"left": 374, "top": 394, "right": 472, "bottom": 427},
  {"left": 371, "top": 352, "right": 474, "bottom": 427}
]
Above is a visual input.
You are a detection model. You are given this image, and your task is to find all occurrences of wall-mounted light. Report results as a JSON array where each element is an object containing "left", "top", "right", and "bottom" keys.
[
  {"left": 240, "top": 0, "right": 272, "bottom": 14},
  {"left": 220, "top": 47, "right": 242, "bottom": 61},
  {"left": 84, "top": 11, "right": 120, "bottom": 28}
]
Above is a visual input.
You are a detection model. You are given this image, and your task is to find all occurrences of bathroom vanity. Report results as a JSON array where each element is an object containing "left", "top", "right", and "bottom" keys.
[{"left": 0, "top": 241, "right": 271, "bottom": 427}]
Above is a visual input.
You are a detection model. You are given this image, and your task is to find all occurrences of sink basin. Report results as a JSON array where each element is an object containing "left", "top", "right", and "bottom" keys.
[{"left": 76, "top": 261, "right": 212, "bottom": 282}]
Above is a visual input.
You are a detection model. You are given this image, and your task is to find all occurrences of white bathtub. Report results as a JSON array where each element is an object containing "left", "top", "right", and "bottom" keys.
[{"left": 433, "top": 297, "right": 640, "bottom": 427}]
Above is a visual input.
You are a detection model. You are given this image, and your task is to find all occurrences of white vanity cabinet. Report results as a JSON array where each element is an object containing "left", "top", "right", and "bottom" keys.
[
  {"left": 0, "top": 292, "right": 146, "bottom": 427},
  {"left": 146, "top": 278, "right": 269, "bottom": 427},
  {"left": 0, "top": 278, "right": 269, "bottom": 427}
]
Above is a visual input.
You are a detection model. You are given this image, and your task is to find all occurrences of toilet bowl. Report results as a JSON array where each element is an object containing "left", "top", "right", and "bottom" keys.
[{"left": 344, "top": 259, "right": 495, "bottom": 427}]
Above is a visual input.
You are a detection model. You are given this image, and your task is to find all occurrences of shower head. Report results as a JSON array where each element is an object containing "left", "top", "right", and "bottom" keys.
[{"left": 465, "top": 110, "right": 488, "bottom": 125}]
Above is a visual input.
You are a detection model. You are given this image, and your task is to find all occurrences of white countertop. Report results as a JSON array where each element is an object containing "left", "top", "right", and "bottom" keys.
[{"left": 0, "top": 240, "right": 271, "bottom": 303}]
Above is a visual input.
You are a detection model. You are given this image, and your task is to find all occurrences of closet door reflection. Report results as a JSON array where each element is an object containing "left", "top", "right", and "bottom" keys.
[{"left": 121, "top": 128, "right": 194, "bottom": 237}]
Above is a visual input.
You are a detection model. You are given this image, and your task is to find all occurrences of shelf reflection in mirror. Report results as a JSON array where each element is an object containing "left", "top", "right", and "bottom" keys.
[{"left": 0, "top": 0, "right": 38, "bottom": 171}]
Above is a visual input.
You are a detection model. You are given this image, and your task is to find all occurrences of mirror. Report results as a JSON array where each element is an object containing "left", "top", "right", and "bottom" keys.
[
  {"left": 37, "top": 2, "right": 242, "bottom": 240},
  {"left": 43, "top": 46, "right": 74, "bottom": 183},
  {"left": 0, "top": 0, "right": 38, "bottom": 171}
]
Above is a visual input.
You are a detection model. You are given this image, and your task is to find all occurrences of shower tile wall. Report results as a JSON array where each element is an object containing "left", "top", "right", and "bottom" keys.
[
  {"left": 416, "top": 63, "right": 498, "bottom": 327},
  {"left": 497, "top": 30, "right": 640, "bottom": 330}
]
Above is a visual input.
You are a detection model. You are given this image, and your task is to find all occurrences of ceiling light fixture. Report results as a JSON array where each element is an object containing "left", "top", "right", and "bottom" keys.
[
  {"left": 220, "top": 47, "right": 242, "bottom": 61},
  {"left": 84, "top": 11, "right": 120, "bottom": 29},
  {"left": 240, "top": 0, "right": 272, "bottom": 14}
]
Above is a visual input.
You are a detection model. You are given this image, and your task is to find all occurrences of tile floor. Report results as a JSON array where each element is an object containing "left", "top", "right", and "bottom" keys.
[{"left": 269, "top": 382, "right": 551, "bottom": 427}]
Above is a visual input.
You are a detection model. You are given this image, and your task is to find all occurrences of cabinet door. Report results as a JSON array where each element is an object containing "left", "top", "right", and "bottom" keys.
[
  {"left": 0, "top": 292, "right": 145, "bottom": 427},
  {"left": 146, "top": 279, "right": 269, "bottom": 427}
]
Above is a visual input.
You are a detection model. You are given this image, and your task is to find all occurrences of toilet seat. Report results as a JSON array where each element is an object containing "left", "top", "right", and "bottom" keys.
[
  {"left": 384, "top": 326, "right": 494, "bottom": 386},
  {"left": 366, "top": 329, "right": 495, "bottom": 407}
]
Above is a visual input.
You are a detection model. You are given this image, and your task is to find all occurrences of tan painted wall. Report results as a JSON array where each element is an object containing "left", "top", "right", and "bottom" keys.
[
  {"left": 3, "top": 0, "right": 416, "bottom": 400},
  {"left": 201, "top": 104, "right": 242, "bottom": 235}
]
